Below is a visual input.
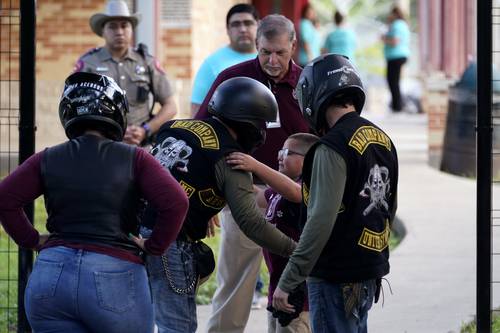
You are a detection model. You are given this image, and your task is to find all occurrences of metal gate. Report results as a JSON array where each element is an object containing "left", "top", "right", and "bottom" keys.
[
  {"left": 0, "top": 1, "right": 36, "bottom": 332},
  {"left": 493, "top": 2, "right": 500, "bottom": 332},
  {"left": 477, "top": 0, "right": 500, "bottom": 332}
]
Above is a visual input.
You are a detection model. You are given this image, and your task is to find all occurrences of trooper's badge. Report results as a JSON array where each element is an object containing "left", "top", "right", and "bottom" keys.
[{"left": 135, "top": 65, "right": 146, "bottom": 75}]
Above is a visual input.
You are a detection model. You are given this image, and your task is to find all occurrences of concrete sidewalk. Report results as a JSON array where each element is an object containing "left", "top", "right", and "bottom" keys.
[{"left": 196, "top": 109, "right": 500, "bottom": 332}]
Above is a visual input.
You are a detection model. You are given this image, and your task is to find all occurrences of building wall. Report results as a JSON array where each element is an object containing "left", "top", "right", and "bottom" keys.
[
  {"left": 418, "top": 0, "right": 476, "bottom": 169},
  {"left": 28, "top": 0, "right": 246, "bottom": 149},
  {"left": 418, "top": 0, "right": 476, "bottom": 79},
  {"left": 3, "top": 0, "right": 279, "bottom": 150},
  {"left": 36, "top": 0, "right": 104, "bottom": 150}
]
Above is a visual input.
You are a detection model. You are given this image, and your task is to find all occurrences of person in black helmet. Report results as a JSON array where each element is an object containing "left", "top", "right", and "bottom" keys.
[
  {"left": 0, "top": 72, "right": 189, "bottom": 333},
  {"left": 140, "top": 76, "right": 297, "bottom": 333},
  {"left": 272, "top": 54, "right": 399, "bottom": 333}
]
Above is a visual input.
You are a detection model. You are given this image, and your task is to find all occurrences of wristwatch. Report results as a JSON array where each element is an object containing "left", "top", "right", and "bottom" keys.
[{"left": 141, "top": 122, "right": 152, "bottom": 138}]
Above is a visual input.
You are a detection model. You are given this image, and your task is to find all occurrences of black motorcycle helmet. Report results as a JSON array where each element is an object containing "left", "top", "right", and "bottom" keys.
[
  {"left": 208, "top": 76, "right": 278, "bottom": 152},
  {"left": 296, "top": 54, "right": 365, "bottom": 134},
  {"left": 59, "top": 72, "right": 128, "bottom": 141}
]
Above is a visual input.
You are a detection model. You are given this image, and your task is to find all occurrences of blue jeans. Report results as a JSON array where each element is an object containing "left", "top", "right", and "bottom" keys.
[
  {"left": 142, "top": 227, "right": 197, "bottom": 333},
  {"left": 25, "top": 246, "right": 153, "bottom": 333},
  {"left": 307, "top": 279, "right": 375, "bottom": 333}
]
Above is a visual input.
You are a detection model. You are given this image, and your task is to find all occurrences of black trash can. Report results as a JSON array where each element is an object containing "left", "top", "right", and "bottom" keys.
[{"left": 440, "top": 62, "right": 500, "bottom": 178}]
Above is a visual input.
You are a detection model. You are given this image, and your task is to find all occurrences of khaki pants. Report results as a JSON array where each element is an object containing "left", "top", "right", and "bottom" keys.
[
  {"left": 206, "top": 206, "right": 263, "bottom": 333},
  {"left": 267, "top": 311, "right": 311, "bottom": 333}
]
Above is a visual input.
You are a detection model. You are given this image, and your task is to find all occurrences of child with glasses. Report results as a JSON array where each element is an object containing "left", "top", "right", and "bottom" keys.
[{"left": 226, "top": 133, "right": 319, "bottom": 333}]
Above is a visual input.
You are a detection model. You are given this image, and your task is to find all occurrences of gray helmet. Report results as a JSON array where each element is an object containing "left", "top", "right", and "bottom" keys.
[
  {"left": 296, "top": 54, "right": 365, "bottom": 133},
  {"left": 208, "top": 77, "right": 278, "bottom": 152},
  {"left": 59, "top": 72, "right": 128, "bottom": 140}
]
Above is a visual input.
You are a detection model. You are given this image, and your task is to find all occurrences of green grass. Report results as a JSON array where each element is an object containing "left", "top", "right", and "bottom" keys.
[
  {"left": 461, "top": 312, "right": 500, "bottom": 332},
  {"left": 0, "top": 233, "right": 19, "bottom": 333},
  {"left": 0, "top": 198, "right": 47, "bottom": 333},
  {"left": 195, "top": 230, "right": 270, "bottom": 305}
]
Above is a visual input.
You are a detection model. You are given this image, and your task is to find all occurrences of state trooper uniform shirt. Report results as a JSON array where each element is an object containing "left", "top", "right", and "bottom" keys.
[{"left": 75, "top": 47, "right": 173, "bottom": 126}]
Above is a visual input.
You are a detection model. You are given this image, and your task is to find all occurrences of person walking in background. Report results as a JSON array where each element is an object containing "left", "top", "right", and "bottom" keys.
[
  {"left": 0, "top": 72, "right": 189, "bottom": 333},
  {"left": 298, "top": 4, "right": 321, "bottom": 67},
  {"left": 195, "top": 14, "right": 310, "bottom": 333},
  {"left": 191, "top": 4, "right": 259, "bottom": 116},
  {"left": 141, "top": 77, "right": 298, "bottom": 333},
  {"left": 382, "top": 5, "right": 410, "bottom": 112},
  {"left": 75, "top": 0, "right": 177, "bottom": 146},
  {"left": 226, "top": 132, "right": 319, "bottom": 333},
  {"left": 273, "top": 54, "right": 398, "bottom": 333},
  {"left": 322, "top": 10, "right": 356, "bottom": 64}
]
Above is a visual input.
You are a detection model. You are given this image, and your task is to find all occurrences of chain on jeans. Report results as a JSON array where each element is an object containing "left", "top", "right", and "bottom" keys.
[{"left": 160, "top": 251, "right": 197, "bottom": 295}]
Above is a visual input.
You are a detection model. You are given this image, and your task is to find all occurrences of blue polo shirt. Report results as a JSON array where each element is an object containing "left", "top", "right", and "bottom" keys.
[
  {"left": 191, "top": 46, "right": 257, "bottom": 104},
  {"left": 323, "top": 27, "right": 357, "bottom": 63},
  {"left": 384, "top": 19, "right": 410, "bottom": 60},
  {"left": 299, "top": 19, "right": 321, "bottom": 65}
]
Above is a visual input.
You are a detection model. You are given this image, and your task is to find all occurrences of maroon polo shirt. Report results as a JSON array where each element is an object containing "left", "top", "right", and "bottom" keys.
[{"left": 196, "top": 57, "right": 310, "bottom": 172}]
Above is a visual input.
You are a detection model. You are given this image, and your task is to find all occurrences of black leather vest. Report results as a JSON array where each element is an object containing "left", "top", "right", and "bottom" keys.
[
  {"left": 301, "top": 112, "right": 398, "bottom": 282},
  {"left": 41, "top": 135, "right": 141, "bottom": 255},
  {"left": 145, "top": 118, "right": 241, "bottom": 240}
]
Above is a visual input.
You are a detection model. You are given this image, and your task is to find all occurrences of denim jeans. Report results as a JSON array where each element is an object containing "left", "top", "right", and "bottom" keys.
[
  {"left": 307, "top": 279, "right": 375, "bottom": 333},
  {"left": 25, "top": 246, "right": 153, "bottom": 333},
  {"left": 142, "top": 227, "right": 197, "bottom": 333}
]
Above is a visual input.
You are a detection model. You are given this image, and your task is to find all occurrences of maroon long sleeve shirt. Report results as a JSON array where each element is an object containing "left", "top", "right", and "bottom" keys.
[{"left": 0, "top": 148, "right": 189, "bottom": 264}]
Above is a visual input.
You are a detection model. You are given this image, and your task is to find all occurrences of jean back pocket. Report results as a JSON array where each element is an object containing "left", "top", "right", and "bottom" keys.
[
  {"left": 94, "top": 270, "right": 135, "bottom": 313},
  {"left": 28, "top": 259, "right": 64, "bottom": 299}
]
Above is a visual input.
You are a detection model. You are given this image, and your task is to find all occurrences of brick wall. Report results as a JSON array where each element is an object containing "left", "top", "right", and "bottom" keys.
[
  {"left": 191, "top": 0, "right": 246, "bottom": 76},
  {"left": 157, "top": 0, "right": 249, "bottom": 119},
  {"left": 37, "top": 0, "right": 102, "bottom": 79},
  {"left": 160, "top": 26, "right": 192, "bottom": 118},
  {"left": 35, "top": 0, "right": 104, "bottom": 149},
  {"left": 421, "top": 74, "right": 456, "bottom": 169}
]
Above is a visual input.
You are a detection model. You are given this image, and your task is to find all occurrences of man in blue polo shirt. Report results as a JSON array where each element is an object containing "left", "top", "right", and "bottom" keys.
[
  {"left": 196, "top": 14, "right": 310, "bottom": 333},
  {"left": 190, "top": 4, "right": 259, "bottom": 116}
]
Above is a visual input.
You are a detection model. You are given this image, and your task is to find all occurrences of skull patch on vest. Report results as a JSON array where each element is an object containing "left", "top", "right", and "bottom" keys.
[
  {"left": 359, "top": 164, "right": 390, "bottom": 216},
  {"left": 151, "top": 136, "right": 193, "bottom": 172}
]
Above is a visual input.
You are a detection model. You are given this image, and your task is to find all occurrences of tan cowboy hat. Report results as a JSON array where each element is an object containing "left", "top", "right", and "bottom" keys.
[{"left": 89, "top": 0, "right": 141, "bottom": 37}]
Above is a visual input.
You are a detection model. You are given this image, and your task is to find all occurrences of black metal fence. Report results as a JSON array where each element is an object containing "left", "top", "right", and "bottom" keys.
[
  {"left": 477, "top": 0, "right": 499, "bottom": 332},
  {"left": 0, "top": 0, "right": 35, "bottom": 332},
  {"left": 491, "top": 1, "right": 500, "bottom": 332},
  {"left": 0, "top": 0, "right": 21, "bottom": 332}
]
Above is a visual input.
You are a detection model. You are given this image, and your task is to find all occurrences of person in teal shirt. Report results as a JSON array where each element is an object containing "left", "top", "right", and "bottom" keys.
[
  {"left": 191, "top": 4, "right": 259, "bottom": 116},
  {"left": 299, "top": 4, "right": 321, "bottom": 67},
  {"left": 382, "top": 5, "right": 410, "bottom": 112},
  {"left": 322, "top": 11, "right": 356, "bottom": 64}
]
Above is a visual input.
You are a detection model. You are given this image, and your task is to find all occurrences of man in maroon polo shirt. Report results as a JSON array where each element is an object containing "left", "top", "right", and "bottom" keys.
[{"left": 195, "top": 14, "right": 309, "bottom": 333}]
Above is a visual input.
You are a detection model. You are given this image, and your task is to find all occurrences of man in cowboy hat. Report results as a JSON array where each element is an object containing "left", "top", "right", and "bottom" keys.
[{"left": 75, "top": 0, "right": 177, "bottom": 146}]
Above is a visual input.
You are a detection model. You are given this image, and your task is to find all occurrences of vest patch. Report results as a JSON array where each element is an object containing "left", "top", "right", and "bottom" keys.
[
  {"left": 348, "top": 126, "right": 391, "bottom": 155},
  {"left": 180, "top": 180, "right": 195, "bottom": 198},
  {"left": 357, "top": 220, "right": 390, "bottom": 252},
  {"left": 359, "top": 164, "right": 391, "bottom": 216},
  {"left": 198, "top": 188, "right": 226, "bottom": 209},
  {"left": 152, "top": 137, "right": 192, "bottom": 172},
  {"left": 171, "top": 120, "right": 220, "bottom": 149},
  {"left": 302, "top": 183, "right": 310, "bottom": 206}
]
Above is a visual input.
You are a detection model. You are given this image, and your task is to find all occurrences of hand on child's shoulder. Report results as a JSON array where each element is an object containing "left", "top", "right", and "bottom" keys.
[{"left": 225, "top": 152, "right": 257, "bottom": 172}]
